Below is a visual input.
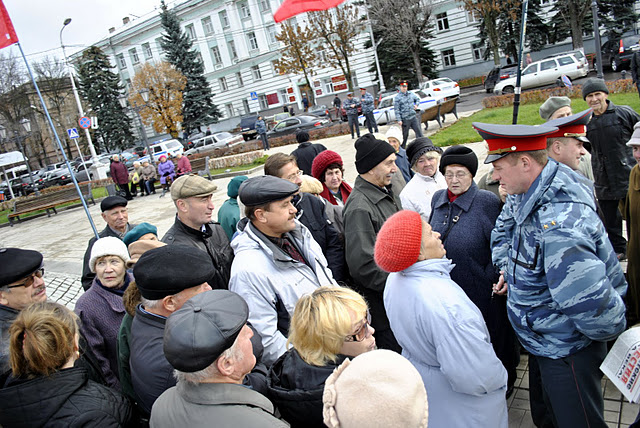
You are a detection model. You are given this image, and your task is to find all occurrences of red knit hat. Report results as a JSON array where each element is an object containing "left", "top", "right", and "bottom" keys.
[
  {"left": 312, "top": 150, "right": 343, "bottom": 180},
  {"left": 374, "top": 211, "right": 423, "bottom": 273}
]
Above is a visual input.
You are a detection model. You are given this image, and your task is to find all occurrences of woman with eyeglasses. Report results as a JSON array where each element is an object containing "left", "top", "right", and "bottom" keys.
[
  {"left": 0, "top": 301, "right": 131, "bottom": 426},
  {"left": 266, "top": 286, "right": 375, "bottom": 428},
  {"left": 428, "top": 145, "right": 519, "bottom": 397}
]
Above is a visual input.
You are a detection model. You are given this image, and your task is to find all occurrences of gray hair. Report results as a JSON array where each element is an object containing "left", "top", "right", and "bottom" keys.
[
  {"left": 140, "top": 296, "right": 161, "bottom": 310},
  {"left": 173, "top": 336, "right": 244, "bottom": 385}
]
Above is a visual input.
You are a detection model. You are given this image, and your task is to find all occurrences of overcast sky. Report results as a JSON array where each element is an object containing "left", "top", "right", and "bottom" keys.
[{"left": 4, "top": 0, "right": 168, "bottom": 63}]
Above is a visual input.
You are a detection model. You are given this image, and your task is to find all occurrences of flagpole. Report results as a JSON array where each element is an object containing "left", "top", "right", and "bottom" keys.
[{"left": 15, "top": 41, "right": 99, "bottom": 238}]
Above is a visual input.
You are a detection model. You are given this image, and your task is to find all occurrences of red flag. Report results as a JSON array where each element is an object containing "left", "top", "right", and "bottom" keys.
[
  {"left": 273, "top": 0, "right": 346, "bottom": 23},
  {"left": 0, "top": 0, "right": 18, "bottom": 49}
]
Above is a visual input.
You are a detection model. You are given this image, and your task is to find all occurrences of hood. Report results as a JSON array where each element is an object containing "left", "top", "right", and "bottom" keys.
[{"left": 227, "top": 175, "right": 248, "bottom": 198}]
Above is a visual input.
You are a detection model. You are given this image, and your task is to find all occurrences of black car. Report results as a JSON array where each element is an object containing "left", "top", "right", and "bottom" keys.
[
  {"left": 484, "top": 64, "right": 519, "bottom": 93},
  {"left": 266, "top": 115, "right": 331, "bottom": 138},
  {"left": 43, "top": 169, "right": 73, "bottom": 187},
  {"left": 600, "top": 35, "right": 640, "bottom": 72},
  {"left": 239, "top": 115, "right": 259, "bottom": 141}
]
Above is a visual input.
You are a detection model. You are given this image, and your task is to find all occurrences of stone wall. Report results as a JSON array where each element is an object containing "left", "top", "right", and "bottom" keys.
[{"left": 209, "top": 150, "right": 264, "bottom": 170}]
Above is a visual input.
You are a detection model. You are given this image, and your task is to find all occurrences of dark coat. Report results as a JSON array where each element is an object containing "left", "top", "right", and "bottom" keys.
[
  {"left": 0, "top": 304, "right": 19, "bottom": 372},
  {"left": 291, "top": 142, "right": 327, "bottom": 176},
  {"left": 267, "top": 348, "right": 348, "bottom": 428},
  {"left": 0, "top": 368, "right": 131, "bottom": 427},
  {"left": 81, "top": 224, "right": 136, "bottom": 291},
  {"left": 622, "top": 165, "right": 640, "bottom": 323},
  {"left": 110, "top": 161, "right": 129, "bottom": 185},
  {"left": 294, "top": 192, "right": 346, "bottom": 282},
  {"left": 586, "top": 101, "right": 640, "bottom": 200},
  {"left": 395, "top": 147, "right": 413, "bottom": 183},
  {"left": 162, "top": 216, "right": 234, "bottom": 289}
]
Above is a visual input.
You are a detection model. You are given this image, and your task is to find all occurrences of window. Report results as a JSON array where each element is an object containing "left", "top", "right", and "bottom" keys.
[
  {"left": 247, "top": 32, "right": 259, "bottom": 51},
  {"left": 436, "top": 12, "right": 449, "bottom": 31},
  {"left": 185, "top": 24, "right": 196, "bottom": 41},
  {"left": 251, "top": 65, "right": 262, "bottom": 81},
  {"left": 225, "top": 103, "right": 234, "bottom": 118},
  {"left": 142, "top": 43, "right": 153, "bottom": 60},
  {"left": 129, "top": 48, "right": 140, "bottom": 65},
  {"left": 557, "top": 56, "right": 574, "bottom": 66},
  {"left": 467, "top": 10, "right": 479, "bottom": 24},
  {"left": 322, "top": 79, "right": 334, "bottom": 94},
  {"left": 236, "top": 72, "right": 244, "bottom": 86},
  {"left": 279, "top": 88, "right": 288, "bottom": 104},
  {"left": 239, "top": 1, "right": 251, "bottom": 19},
  {"left": 258, "top": 94, "right": 268, "bottom": 110},
  {"left": 259, "top": 0, "right": 271, "bottom": 12},
  {"left": 211, "top": 46, "right": 222, "bottom": 65},
  {"left": 540, "top": 59, "right": 557, "bottom": 71},
  {"left": 219, "top": 77, "right": 228, "bottom": 91},
  {"left": 228, "top": 40, "right": 238, "bottom": 60},
  {"left": 242, "top": 99, "right": 250, "bottom": 114},
  {"left": 117, "top": 53, "right": 126, "bottom": 68},
  {"left": 125, "top": 78, "right": 132, "bottom": 89},
  {"left": 272, "top": 60, "right": 281, "bottom": 75},
  {"left": 156, "top": 37, "right": 164, "bottom": 56},
  {"left": 202, "top": 17, "right": 215, "bottom": 35},
  {"left": 523, "top": 64, "right": 538, "bottom": 75},
  {"left": 471, "top": 42, "right": 484, "bottom": 62},
  {"left": 219, "top": 10, "right": 230, "bottom": 28},
  {"left": 267, "top": 25, "right": 278, "bottom": 45},
  {"left": 196, "top": 52, "right": 204, "bottom": 65},
  {"left": 441, "top": 48, "right": 456, "bottom": 67}
]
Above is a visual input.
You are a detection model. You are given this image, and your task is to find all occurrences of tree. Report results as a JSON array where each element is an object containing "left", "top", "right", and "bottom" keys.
[
  {"left": 308, "top": 5, "right": 364, "bottom": 90},
  {"left": 274, "top": 21, "right": 318, "bottom": 105},
  {"left": 549, "top": 0, "right": 591, "bottom": 49},
  {"left": 598, "top": 0, "right": 638, "bottom": 40},
  {"left": 159, "top": 0, "right": 220, "bottom": 134},
  {"left": 129, "top": 62, "right": 186, "bottom": 138},
  {"left": 76, "top": 46, "right": 134, "bottom": 153}
]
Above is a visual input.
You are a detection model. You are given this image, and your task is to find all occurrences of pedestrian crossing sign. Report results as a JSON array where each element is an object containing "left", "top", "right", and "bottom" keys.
[{"left": 67, "top": 128, "right": 79, "bottom": 139}]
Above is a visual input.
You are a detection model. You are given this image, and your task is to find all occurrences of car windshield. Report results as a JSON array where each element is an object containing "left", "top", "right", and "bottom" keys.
[
  {"left": 523, "top": 64, "right": 538, "bottom": 75},
  {"left": 623, "top": 36, "right": 640, "bottom": 48},
  {"left": 214, "top": 132, "right": 232, "bottom": 140}
]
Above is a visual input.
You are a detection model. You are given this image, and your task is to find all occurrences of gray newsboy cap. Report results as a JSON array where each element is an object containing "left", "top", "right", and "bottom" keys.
[
  {"left": 163, "top": 290, "right": 249, "bottom": 372},
  {"left": 238, "top": 175, "right": 298, "bottom": 206},
  {"left": 539, "top": 96, "right": 571, "bottom": 121},
  {"left": 581, "top": 78, "right": 609, "bottom": 100}
]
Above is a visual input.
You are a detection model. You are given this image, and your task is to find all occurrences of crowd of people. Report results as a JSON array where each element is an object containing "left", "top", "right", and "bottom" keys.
[{"left": 0, "top": 77, "right": 639, "bottom": 428}]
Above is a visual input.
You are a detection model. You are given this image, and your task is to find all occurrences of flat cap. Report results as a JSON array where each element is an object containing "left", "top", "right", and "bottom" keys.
[
  {"left": 473, "top": 122, "right": 559, "bottom": 163},
  {"left": 539, "top": 96, "right": 571, "bottom": 121},
  {"left": 546, "top": 109, "right": 592, "bottom": 143},
  {"left": 238, "top": 175, "right": 299, "bottom": 206},
  {"left": 101, "top": 196, "right": 128, "bottom": 212},
  {"left": 164, "top": 290, "right": 249, "bottom": 372},
  {"left": 0, "top": 248, "right": 43, "bottom": 287},
  {"left": 171, "top": 174, "right": 218, "bottom": 200},
  {"left": 133, "top": 245, "right": 216, "bottom": 300}
]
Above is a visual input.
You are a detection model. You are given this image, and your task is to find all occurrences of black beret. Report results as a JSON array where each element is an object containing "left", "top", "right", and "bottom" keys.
[
  {"left": 101, "top": 196, "right": 128, "bottom": 212},
  {"left": 0, "top": 248, "right": 43, "bottom": 287},
  {"left": 439, "top": 145, "right": 479, "bottom": 177},
  {"left": 164, "top": 290, "right": 249, "bottom": 372},
  {"left": 238, "top": 175, "right": 299, "bottom": 206},
  {"left": 406, "top": 137, "right": 443, "bottom": 167},
  {"left": 354, "top": 133, "right": 396, "bottom": 174},
  {"left": 133, "top": 245, "right": 216, "bottom": 300},
  {"left": 296, "top": 130, "right": 310, "bottom": 143}
]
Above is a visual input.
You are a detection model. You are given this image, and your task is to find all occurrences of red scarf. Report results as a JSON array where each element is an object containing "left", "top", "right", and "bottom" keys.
[
  {"left": 319, "top": 181, "right": 352, "bottom": 205},
  {"left": 447, "top": 189, "right": 459, "bottom": 202}
]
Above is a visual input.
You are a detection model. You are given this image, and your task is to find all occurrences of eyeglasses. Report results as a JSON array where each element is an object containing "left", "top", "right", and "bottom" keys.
[
  {"left": 7, "top": 268, "right": 45, "bottom": 289},
  {"left": 444, "top": 172, "right": 469, "bottom": 180},
  {"left": 285, "top": 170, "right": 303, "bottom": 181},
  {"left": 344, "top": 311, "right": 372, "bottom": 342}
]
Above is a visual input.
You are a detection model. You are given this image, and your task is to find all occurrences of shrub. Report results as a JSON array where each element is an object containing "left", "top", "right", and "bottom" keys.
[{"left": 458, "top": 76, "right": 483, "bottom": 88}]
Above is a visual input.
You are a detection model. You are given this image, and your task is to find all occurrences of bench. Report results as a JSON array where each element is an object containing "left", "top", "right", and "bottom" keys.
[
  {"left": 191, "top": 156, "right": 212, "bottom": 180},
  {"left": 8, "top": 182, "right": 95, "bottom": 226},
  {"left": 421, "top": 96, "right": 459, "bottom": 130}
]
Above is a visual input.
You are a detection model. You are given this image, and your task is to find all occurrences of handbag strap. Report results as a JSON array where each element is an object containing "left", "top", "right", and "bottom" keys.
[{"left": 440, "top": 206, "right": 463, "bottom": 244}]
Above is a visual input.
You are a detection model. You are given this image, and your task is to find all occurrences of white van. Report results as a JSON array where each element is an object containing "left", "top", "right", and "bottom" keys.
[{"left": 147, "top": 139, "right": 184, "bottom": 162}]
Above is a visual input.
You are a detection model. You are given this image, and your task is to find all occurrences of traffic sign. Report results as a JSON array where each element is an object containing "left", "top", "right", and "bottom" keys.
[
  {"left": 67, "top": 128, "right": 79, "bottom": 139},
  {"left": 561, "top": 75, "right": 573, "bottom": 89},
  {"left": 78, "top": 116, "right": 91, "bottom": 129},
  {"left": 250, "top": 92, "right": 258, "bottom": 100}
]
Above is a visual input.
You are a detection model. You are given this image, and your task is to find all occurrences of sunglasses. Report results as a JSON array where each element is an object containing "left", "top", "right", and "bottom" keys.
[
  {"left": 7, "top": 268, "right": 45, "bottom": 289},
  {"left": 344, "top": 311, "right": 372, "bottom": 342}
]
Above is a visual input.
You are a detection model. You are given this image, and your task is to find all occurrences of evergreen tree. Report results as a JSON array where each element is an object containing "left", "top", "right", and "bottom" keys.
[
  {"left": 498, "top": 0, "right": 549, "bottom": 60},
  {"left": 159, "top": 0, "right": 221, "bottom": 135},
  {"left": 548, "top": 0, "right": 591, "bottom": 48},
  {"left": 75, "top": 46, "right": 134, "bottom": 153},
  {"left": 598, "top": 0, "right": 638, "bottom": 40}
]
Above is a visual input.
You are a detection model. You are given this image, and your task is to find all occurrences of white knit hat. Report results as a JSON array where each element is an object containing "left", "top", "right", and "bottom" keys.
[
  {"left": 385, "top": 126, "right": 403, "bottom": 144},
  {"left": 90, "top": 236, "right": 130, "bottom": 273},
  {"left": 323, "top": 350, "right": 428, "bottom": 428}
]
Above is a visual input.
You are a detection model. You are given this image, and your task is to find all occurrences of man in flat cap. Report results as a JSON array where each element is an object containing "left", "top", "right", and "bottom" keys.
[
  {"left": 476, "top": 121, "right": 627, "bottom": 428},
  {"left": 81, "top": 195, "right": 137, "bottom": 290},
  {"left": 343, "top": 134, "right": 401, "bottom": 352},
  {"left": 264, "top": 153, "right": 346, "bottom": 282},
  {"left": 342, "top": 93, "right": 361, "bottom": 139},
  {"left": 150, "top": 290, "right": 288, "bottom": 428},
  {"left": 583, "top": 77, "right": 640, "bottom": 260},
  {"left": 229, "top": 175, "right": 337, "bottom": 365},
  {"left": 393, "top": 81, "right": 423, "bottom": 148},
  {"left": 360, "top": 87, "right": 378, "bottom": 134},
  {"left": 162, "top": 174, "right": 233, "bottom": 289}
]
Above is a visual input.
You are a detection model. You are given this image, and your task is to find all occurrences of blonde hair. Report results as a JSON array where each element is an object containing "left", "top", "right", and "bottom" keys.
[
  {"left": 288, "top": 286, "right": 368, "bottom": 366},
  {"left": 9, "top": 302, "right": 78, "bottom": 378}
]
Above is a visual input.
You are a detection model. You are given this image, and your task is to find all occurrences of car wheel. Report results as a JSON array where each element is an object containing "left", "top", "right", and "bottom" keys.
[
  {"left": 611, "top": 58, "right": 618, "bottom": 72},
  {"left": 502, "top": 86, "right": 514, "bottom": 94}
]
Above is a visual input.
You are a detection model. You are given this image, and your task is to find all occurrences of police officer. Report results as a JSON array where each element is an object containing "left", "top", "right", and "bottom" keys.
[
  {"left": 360, "top": 87, "right": 378, "bottom": 134},
  {"left": 342, "top": 93, "right": 361, "bottom": 140},
  {"left": 393, "top": 81, "right": 423, "bottom": 148}
]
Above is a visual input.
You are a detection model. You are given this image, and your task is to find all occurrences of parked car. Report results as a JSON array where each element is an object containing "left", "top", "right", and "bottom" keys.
[
  {"left": 120, "top": 151, "right": 140, "bottom": 169},
  {"left": 493, "top": 53, "right": 588, "bottom": 94},
  {"left": 599, "top": 35, "right": 640, "bottom": 72},
  {"left": 309, "top": 104, "right": 331, "bottom": 118},
  {"left": 420, "top": 78, "right": 460, "bottom": 100},
  {"left": 358, "top": 90, "right": 437, "bottom": 127},
  {"left": 240, "top": 115, "right": 259, "bottom": 141},
  {"left": 266, "top": 115, "right": 331, "bottom": 138},
  {"left": 484, "top": 64, "right": 519, "bottom": 93},
  {"left": 544, "top": 49, "right": 589, "bottom": 73},
  {"left": 137, "top": 139, "right": 184, "bottom": 163},
  {"left": 43, "top": 168, "right": 73, "bottom": 187},
  {"left": 377, "top": 89, "right": 399, "bottom": 105},
  {"left": 184, "top": 132, "right": 244, "bottom": 156}
]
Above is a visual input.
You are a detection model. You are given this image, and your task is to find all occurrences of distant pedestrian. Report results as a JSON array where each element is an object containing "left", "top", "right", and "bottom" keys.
[
  {"left": 526, "top": 53, "right": 532, "bottom": 65},
  {"left": 218, "top": 175, "right": 249, "bottom": 240},
  {"left": 255, "top": 115, "right": 269, "bottom": 150},
  {"left": 393, "top": 81, "right": 423, "bottom": 148},
  {"left": 283, "top": 105, "right": 289, "bottom": 113},
  {"left": 110, "top": 155, "right": 132, "bottom": 200},
  {"left": 141, "top": 160, "right": 156, "bottom": 195},
  {"left": 360, "top": 87, "right": 378, "bottom": 134},
  {"left": 342, "top": 93, "right": 361, "bottom": 139},
  {"left": 302, "top": 94, "right": 310, "bottom": 112},
  {"left": 175, "top": 153, "right": 191, "bottom": 177},
  {"left": 506, "top": 54, "right": 513, "bottom": 65},
  {"left": 205, "top": 127, "right": 212, "bottom": 136},
  {"left": 332, "top": 94, "right": 341, "bottom": 121},
  {"left": 290, "top": 130, "right": 327, "bottom": 176}
]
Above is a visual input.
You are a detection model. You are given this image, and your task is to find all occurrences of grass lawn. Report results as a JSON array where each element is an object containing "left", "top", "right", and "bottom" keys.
[{"left": 430, "top": 93, "right": 640, "bottom": 147}]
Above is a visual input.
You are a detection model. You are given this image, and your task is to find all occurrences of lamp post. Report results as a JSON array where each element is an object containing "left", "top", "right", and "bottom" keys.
[
  {"left": 591, "top": 1, "right": 604, "bottom": 79},
  {"left": 60, "top": 18, "right": 101, "bottom": 166},
  {"left": 0, "top": 119, "right": 40, "bottom": 196},
  {"left": 119, "top": 89, "right": 155, "bottom": 166}
]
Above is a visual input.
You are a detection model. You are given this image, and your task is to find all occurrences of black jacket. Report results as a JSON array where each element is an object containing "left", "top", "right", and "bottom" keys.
[
  {"left": 290, "top": 142, "right": 327, "bottom": 176},
  {"left": 294, "top": 193, "right": 347, "bottom": 282},
  {"left": 162, "top": 216, "right": 234, "bottom": 289},
  {"left": 0, "top": 304, "right": 18, "bottom": 372},
  {"left": 632, "top": 51, "right": 640, "bottom": 83},
  {"left": 81, "top": 224, "right": 136, "bottom": 291},
  {"left": 586, "top": 101, "right": 640, "bottom": 200},
  {"left": 0, "top": 367, "right": 131, "bottom": 427},
  {"left": 267, "top": 348, "right": 348, "bottom": 428}
]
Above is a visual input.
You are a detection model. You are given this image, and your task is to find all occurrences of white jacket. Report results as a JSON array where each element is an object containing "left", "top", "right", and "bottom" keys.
[{"left": 399, "top": 171, "right": 447, "bottom": 221}]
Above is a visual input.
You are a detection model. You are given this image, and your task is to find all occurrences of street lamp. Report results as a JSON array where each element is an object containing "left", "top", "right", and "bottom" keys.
[
  {"left": 0, "top": 120, "right": 40, "bottom": 196},
  {"left": 119, "top": 91, "right": 155, "bottom": 166},
  {"left": 591, "top": 0, "right": 604, "bottom": 79}
]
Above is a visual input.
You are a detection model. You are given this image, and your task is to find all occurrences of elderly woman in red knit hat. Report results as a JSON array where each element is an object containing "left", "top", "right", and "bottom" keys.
[
  {"left": 376, "top": 210, "right": 508, "bottom": 428},
  {"left": 312, "top": 150, "right": 352, "bottom": 207}
]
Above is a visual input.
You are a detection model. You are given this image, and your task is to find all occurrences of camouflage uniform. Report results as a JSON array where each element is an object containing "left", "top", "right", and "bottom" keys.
[
  {"left": 393, "top": 91, "right": 423, "bottom": 147},
  {"left": 342, "top": 97, "right": 361, "bottom": 139},
  {"left": 361, "top": 91, "right": 378, "bottom": 134},
  {"left": 492, "top": 159, "right": 627, "bottom": 427}
]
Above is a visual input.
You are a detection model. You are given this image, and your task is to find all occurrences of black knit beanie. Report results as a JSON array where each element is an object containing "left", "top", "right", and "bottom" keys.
[
  {"left": 581, "top": 78, "right": 609, "bottom": 100},
  {"left": 354, "top": 133, "right": 396, "bottom": 174},
  {"left": 296, "top": 130, "right": 310, "bottom": 143}
]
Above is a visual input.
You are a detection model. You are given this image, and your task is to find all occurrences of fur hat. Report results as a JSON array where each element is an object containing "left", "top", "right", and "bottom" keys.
[
  {"left": 89, "top": 237, "right": 130, "bottom": 273},
  {"left": 312, "top": 150, "right": 343, "bottom": 181},
  {"left": 581, "top": 78, "right": 609, "bottom": 100},
  {"left": 323, "top": 350, "right": 429, "bottom": 428},
  {"left": 406, "top": 137, "right": 442, "bottom": 167},
  {"left": 374, "top": 211, "right": 423, "bottom": 273},
  {"left": 539, "top": 96, "right": 571, "bottom": 121},
  {"left": 439, "top": 145, "right": 479, "bottom": 177},
  {"left": 354, "top": 134, "right": 395, "bottom": 174}
]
